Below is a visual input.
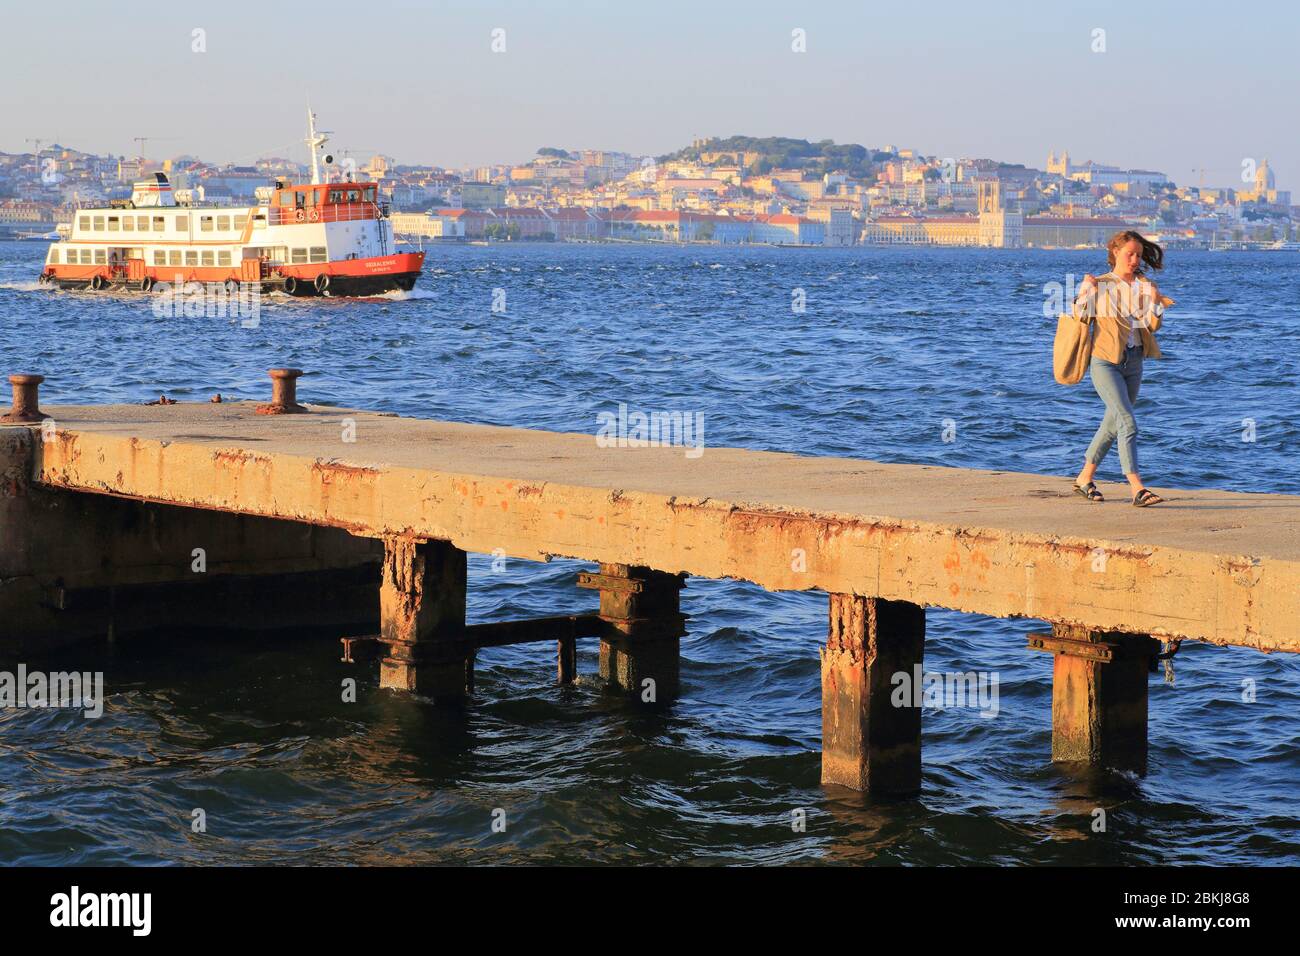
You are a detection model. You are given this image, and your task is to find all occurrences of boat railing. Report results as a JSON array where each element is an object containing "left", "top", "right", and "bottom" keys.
[{"left": 269, "top": 202, "right": 384, "bottom": 226}]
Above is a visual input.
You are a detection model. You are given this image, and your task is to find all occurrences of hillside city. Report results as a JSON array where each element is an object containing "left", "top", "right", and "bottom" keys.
[{"left": 0, "top": 135, "right": 1294, "bottom": 249}]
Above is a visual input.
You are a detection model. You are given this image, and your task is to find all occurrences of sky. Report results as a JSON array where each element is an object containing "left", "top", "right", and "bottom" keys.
[{"left": 1, "top": 0, "right": 1296, "bottom": 191}]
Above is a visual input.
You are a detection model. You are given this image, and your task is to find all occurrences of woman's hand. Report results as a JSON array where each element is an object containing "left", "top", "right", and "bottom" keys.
[{"left": 1136, "top": 278, "right": 1163, "bottom": 331}]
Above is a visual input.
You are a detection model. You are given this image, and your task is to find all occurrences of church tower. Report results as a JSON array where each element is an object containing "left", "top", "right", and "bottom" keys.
[{"left": 977, "top": 180, "right": 1023, "bottom": 248}]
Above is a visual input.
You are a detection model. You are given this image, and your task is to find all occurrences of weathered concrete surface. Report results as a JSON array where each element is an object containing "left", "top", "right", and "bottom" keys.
[
  {"left": 590, "top": 564, "right": 686, "bottom": 701},
  {"left": 1044, "top": 625, "right": 1158, "bottom": 769},
  {"left": 1, "top": 426, "right": 381, "bottom": 651},
  {"left": 821, "top": 595, "right": 925, "bottom": 793},
  {"left": 14, "top": 402, "right": 1300, "bottom": 653},
  {"left": 377, "top": 537, "right": 473, "bottom": 699}
]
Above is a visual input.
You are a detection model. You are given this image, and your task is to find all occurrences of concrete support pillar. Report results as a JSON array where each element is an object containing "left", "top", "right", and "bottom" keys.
[
  {"left": 1041, "top": 624, "right": 1157, "bottom": 771},
  {"left": 820, "top": 594, "right": 925, "bottom": 794},
  {"left": 588, "top": 564, "right": 686, "bottom": 703},
  {"left": 378, "top": 536, "right": 470, "bottom": 700}
]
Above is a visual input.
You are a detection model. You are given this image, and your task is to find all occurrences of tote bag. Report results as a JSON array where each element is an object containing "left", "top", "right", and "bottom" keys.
[{"left": 1053, "top": 310, "right": 1093, "bottom": 385}]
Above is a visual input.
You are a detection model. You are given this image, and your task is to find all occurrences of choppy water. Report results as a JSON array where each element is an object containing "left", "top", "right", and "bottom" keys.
[{"left": 1, "top": 240, "right": 1296, "bottom": 865}]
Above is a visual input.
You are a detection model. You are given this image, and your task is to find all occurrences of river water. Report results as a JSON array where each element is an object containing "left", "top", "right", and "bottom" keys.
[{"left": 1, "top": 240, "right": 1296, "bottom": 865}]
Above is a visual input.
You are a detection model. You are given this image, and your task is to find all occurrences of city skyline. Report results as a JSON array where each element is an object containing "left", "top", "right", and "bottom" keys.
[{"left": 2, "top": 0, "right": 1297, "bottom": 190}]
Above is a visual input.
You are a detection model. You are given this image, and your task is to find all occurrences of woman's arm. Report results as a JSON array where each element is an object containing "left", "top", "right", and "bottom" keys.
[
  {"left": 1138, "top": 279, "right": 1166, "bottom": 333},
  {"left": 1073, "top": 272, "right": 1098, "bottom": 322}
]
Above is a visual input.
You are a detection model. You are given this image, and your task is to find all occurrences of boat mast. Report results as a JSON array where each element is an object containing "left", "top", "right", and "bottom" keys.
[{"left": 305, "top": 107, "right": 329, "bottom": 186}]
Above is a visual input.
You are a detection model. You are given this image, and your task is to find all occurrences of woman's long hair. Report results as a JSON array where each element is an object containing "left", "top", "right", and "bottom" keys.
[{"left": 1106, "top": 230, "right": 1164, "bottom": 274}]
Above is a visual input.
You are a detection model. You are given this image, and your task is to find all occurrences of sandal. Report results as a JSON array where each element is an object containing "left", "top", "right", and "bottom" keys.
[
  {"left": 1073, "top": 481, "right": 1104, "bottom": 502},
  {"left": 1133, "top": 488, "right": 1165, "bottom": 507}
]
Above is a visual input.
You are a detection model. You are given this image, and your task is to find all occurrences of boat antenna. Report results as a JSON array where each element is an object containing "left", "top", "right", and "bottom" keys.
[{"left": 305, "top": 106, "right": 330, "bottom": 185}]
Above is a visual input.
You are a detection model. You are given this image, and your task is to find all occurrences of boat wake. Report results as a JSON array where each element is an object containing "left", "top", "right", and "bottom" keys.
[{"left": 374, "top": 287, "right": 437, "bottom": 301}]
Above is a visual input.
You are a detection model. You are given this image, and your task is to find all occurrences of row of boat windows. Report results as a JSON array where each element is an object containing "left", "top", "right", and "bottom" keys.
[
  {"left": 77, "top": 213, "right": 250, "bottom": 234},
  {"left": 50, "top": 247, "right": 329, "bottom": 266},
  {"left": 281, "top": 187, "right": 377, "bottom": 206}
]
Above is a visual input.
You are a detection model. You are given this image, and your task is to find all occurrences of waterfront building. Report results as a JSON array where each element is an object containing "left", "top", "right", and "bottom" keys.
[
  {"left": 390, "top": 210, "right": 467, "bottom": 240},
  {"left": 976, "top": 180, "right": 1023, "bottom": 248},
  {"left": 1021, "top": 215, "right": 1132, "bottom": 247},
  {"left": 461, "top": 182, "right": 506, "bottom": 210}
]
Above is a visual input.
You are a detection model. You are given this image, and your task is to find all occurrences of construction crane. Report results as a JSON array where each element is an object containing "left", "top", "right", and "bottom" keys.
[{"left": 133, "top": 136, "right": 179, "bottom": 159}]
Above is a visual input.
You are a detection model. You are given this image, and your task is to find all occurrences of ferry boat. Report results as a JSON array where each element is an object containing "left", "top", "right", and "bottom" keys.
[{"left": 37, "top": 111, "right": 423, "bottom": 296}]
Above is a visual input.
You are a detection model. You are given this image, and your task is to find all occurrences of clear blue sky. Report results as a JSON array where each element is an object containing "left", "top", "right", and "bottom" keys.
[{"left": 2, "top": 0, "right": 1296, "bottom": 191}]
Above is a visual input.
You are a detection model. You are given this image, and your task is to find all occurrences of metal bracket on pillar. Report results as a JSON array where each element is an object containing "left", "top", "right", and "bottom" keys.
[{"left": 1027, "top": 631, "right": 1162, "bottom": 665}]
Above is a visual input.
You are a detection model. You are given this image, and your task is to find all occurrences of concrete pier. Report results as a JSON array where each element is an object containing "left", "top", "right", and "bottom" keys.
[{"left": 4, "top": 390, "right": 1299, "bottom": 792}]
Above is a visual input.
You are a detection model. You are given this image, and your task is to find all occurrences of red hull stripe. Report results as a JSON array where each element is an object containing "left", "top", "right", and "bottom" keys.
[{"left": 47, "top": 252, "right": 424, "bottom": 283}]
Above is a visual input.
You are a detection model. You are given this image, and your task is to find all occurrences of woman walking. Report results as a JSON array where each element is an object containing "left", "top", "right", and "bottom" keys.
[{"left": 1072, "top": 230, "right": 1169, "bottom": 507}]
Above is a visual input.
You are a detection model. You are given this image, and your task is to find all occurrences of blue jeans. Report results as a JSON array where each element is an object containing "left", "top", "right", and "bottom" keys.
[{"left": 1085, "top": 344, "right": 1143, "bottom": 474}]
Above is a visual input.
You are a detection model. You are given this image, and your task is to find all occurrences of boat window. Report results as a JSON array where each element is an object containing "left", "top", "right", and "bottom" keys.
[
  {"left": 363, "top": 186, "right": 376, "bottom": 202},
  {"left": 217, "top": 215, "right": 231, "bottom": 231},
  {"left": 94, "top": 249, "right": 106, "bottom": 264},
  {"left": 233, "top": 214, "right": 248, "bottom": 230},
  {"left": 345, "top": 189, "right": 360, "bottom": 203},
  {"left": 185, "top": 251, "right": 198, "bottom": 266},
  {"left": 328, "top": 190, "right": 343, "bottom": 204},
  {"left": 137, "top": 216, "right": 149, "bottom": 230},
  {"left": 295, "top": 192, "right": 307, "bottom": 208},
  {"left": 218, "top": 251, "right": 232, "bottom": 267},
  {"left": 123, "top": 217, "right": 134, "bottom": 232},
  {"left": 200, "top": 216, "right": 214, "bottom": 232},
  {"left": 93, "top": 216, "right": 104, "bottom": 231},
  {"left": 48, "top": 248, "right": 59, "bottom": 264},
  {"left": 153, "top": 216, "right": 165, "bottom": 231},
  {"left": 108, "top": 217, "right": 119, "bottom": 232},
  {"left": 169, "top": 251, "right": 181, "bottom": 266},
  {"left": 177, "top": 215, "right": 189, "bottom": 231},
  {"left": 80, "top": 250, "right": 92, "bottom": 264},
  {"left": 78, "top": 216, "right": 89, "bottom": 232},
  {"left": 201, "top": 251, "right": 215, "bottom": 266},
  {"left": 291, "top": 248, "right": 308, "bottom": 264},
  {"left": 153, "top": 251, "right": 166, "bottom": 265},
  {"left": 309, "top": 246, "right": 327, "bottom": 263},
  {"left": 278, "top": 191, "right": 295, "bottom": 207}
]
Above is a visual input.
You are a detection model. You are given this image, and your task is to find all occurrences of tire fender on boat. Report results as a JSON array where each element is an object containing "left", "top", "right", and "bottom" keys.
[
  {"left": 283, "top": 276, "right": 298, "bottom": 295},
  {"left": 314, "top": 273, "right": 330, "bottom": 294}
]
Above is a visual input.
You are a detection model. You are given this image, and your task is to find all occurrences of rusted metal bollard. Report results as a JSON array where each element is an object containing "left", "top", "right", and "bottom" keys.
[
  {"left": 255, "top": 368, "right": 307, "bottom": 415},
  {"left": 0, "top": 374, "right": 49, "bottom": 424}
]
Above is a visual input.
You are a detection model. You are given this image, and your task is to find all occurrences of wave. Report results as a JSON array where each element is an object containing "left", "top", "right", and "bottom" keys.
[{"left": 374, "top": 288, "right": 438, "bottom": 301}]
